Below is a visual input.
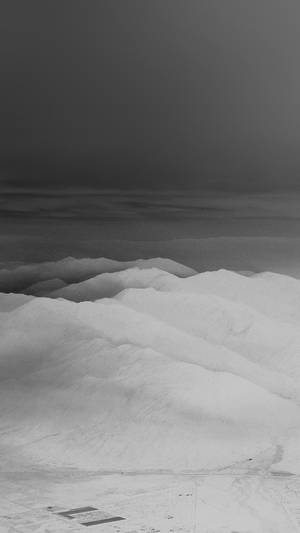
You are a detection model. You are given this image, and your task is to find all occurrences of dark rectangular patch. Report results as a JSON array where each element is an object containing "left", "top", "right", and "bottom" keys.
[
  {"left": 57, "top": 506, "right": 98, "bottom": 518},
  {"left": 82, "top": 517, "right": 125, "bottom": 526}
]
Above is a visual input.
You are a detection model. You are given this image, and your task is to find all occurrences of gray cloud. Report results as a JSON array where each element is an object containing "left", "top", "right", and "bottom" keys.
[{"left": 1, "top": 189, "right": 300, "bottom": 222}]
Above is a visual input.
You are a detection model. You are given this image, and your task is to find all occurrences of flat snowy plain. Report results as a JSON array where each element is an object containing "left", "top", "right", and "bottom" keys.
[{"left": 1, "top": 257, "right": 300, "bottom": 532}]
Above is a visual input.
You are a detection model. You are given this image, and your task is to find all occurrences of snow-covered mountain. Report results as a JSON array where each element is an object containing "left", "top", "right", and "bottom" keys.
[
  {"left": 1, "top": 258, "right": 300, "bottom": 474},
  {"left": 0, "top": 256, "right": 195, "bottom": 293}
]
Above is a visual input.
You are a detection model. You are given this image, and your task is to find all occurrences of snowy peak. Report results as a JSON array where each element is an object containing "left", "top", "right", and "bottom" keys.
[{"left": 1, "top": 259, "right": 300, "bottom": 472}]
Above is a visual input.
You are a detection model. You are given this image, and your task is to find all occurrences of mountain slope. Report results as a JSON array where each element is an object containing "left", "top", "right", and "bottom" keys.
[{"left": 1, "top": 278, "right": 300, "bottom": 472}]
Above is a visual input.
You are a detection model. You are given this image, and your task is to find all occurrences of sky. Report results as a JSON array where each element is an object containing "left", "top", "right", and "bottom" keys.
[
  {"left": 1, "top": 0, "right": 300, "bottom": 192},
  {"left": 1, "top": 1, "right": 300, "bottom": 265}
]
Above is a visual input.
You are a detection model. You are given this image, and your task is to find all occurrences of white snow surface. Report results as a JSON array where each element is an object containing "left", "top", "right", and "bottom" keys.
[{"left": 1, "top": 260, "right": 300, "bottom": 474}]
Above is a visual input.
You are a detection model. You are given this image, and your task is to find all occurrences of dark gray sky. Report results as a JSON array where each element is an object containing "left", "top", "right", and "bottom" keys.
[{"left": 1, "top": 0, "right": 300, "bottom": 191}]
